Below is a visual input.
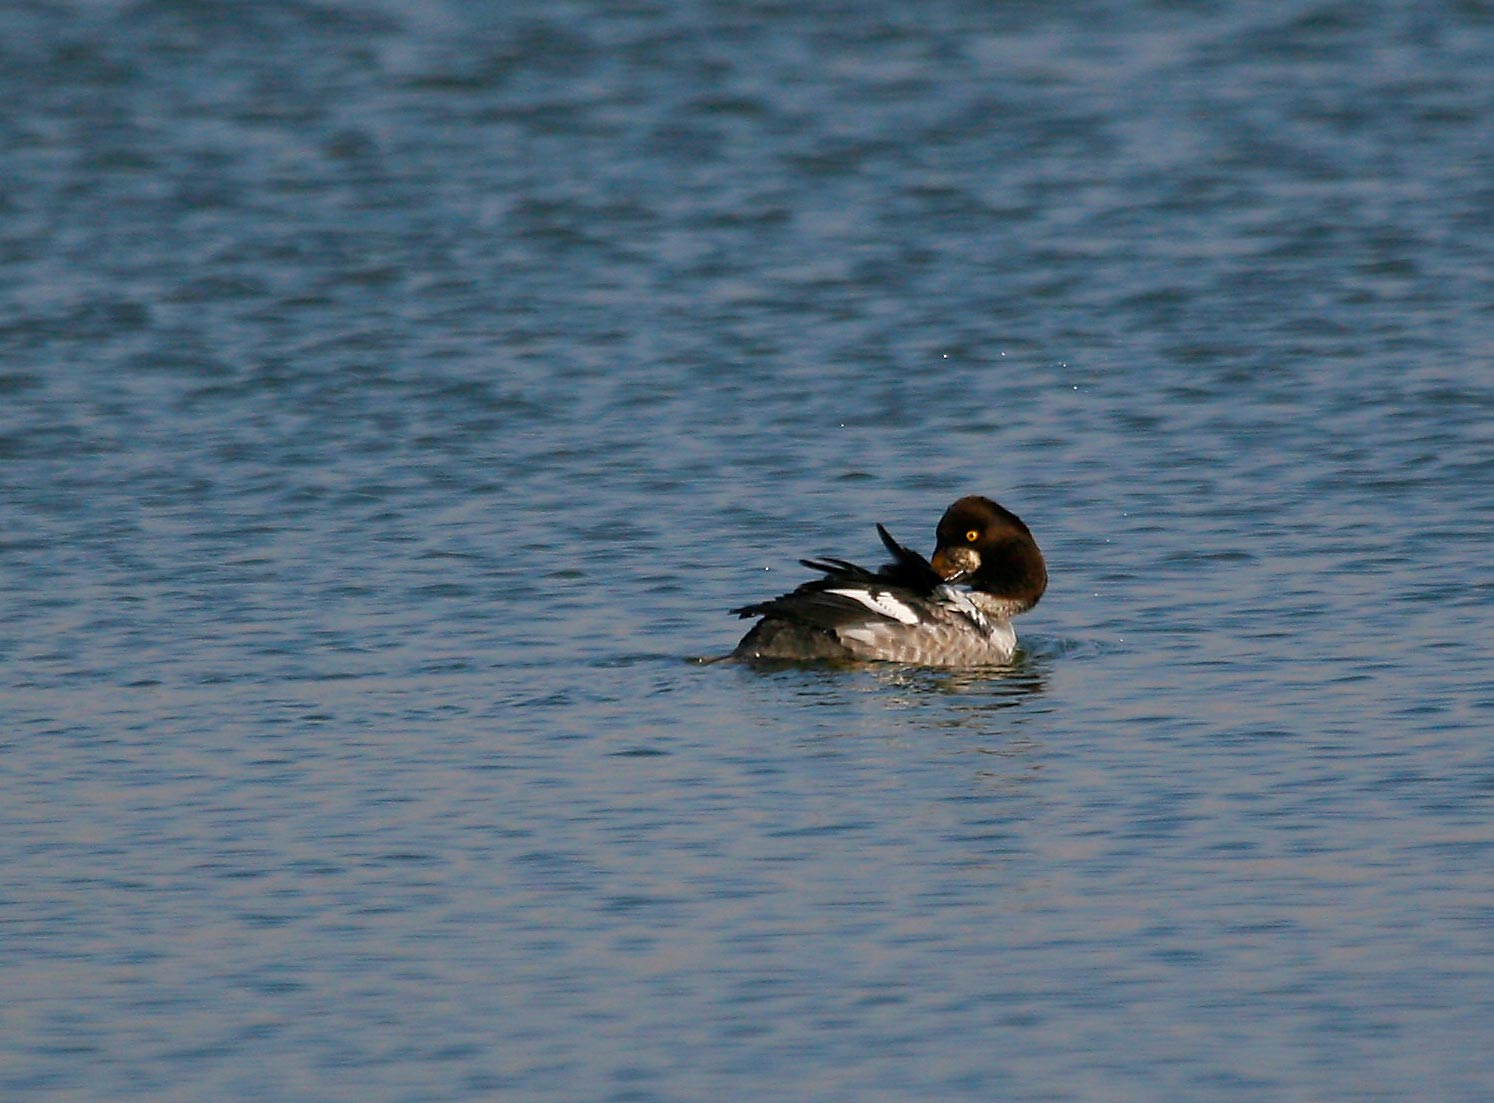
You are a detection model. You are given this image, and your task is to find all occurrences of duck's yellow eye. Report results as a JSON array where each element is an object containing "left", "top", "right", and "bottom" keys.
[{"left": 965, "top": 529, "right": 979, "bottom": 542}]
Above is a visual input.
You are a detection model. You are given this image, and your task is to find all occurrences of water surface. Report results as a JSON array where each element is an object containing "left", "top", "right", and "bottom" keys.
[{"left": 3, "top": 1, "right": 1492, "bottom": 1101}]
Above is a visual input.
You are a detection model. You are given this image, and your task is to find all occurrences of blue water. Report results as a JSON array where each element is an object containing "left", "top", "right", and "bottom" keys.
[{"left": 3, "top": 2, "right": 1492, "bottom": 1100}]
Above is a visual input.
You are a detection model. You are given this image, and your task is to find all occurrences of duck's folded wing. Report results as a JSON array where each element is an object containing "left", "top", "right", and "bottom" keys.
[
  {"left": 731, "top": 523, "right": 945, "bottom": 637},
  {"left": 731, "top": 575, "right": 927, "bottom": 633}
]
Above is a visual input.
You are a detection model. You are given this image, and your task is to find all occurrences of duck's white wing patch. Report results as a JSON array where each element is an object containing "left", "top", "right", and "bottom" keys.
[{"left": 822, "top": 588, "right": 920, "bottom": 624}]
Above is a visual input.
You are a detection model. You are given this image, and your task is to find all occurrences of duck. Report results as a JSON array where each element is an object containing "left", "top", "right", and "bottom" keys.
[{"left": 731, "top": 496, "right": 1046, "bottom": 666}]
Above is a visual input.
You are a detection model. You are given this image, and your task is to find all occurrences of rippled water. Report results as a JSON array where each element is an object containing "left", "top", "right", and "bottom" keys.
[{"left": 3, "top": 1, "right": 1492, "bottom": 1100}]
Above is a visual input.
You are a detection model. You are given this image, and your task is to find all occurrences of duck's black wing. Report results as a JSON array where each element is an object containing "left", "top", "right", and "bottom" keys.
[
  {"left": 871, "top": 523, "right": 944, "bottom": 590},
  {"left": 730, "top": 523, "right": 943, "bottom": 633}
]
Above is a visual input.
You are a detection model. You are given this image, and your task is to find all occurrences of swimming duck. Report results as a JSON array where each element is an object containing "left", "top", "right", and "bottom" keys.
[{"left": 732, "top": 496, "right": 1046, "bottom": 666}]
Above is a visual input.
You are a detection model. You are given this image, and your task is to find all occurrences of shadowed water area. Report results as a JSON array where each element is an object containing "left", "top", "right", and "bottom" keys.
[{"left": 2, "top": 1, "right": 1492, "bottom": 1100}]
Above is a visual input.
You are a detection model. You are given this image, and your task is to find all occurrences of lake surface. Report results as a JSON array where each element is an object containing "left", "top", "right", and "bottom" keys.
[{"left": 3, "top": 1, "right": 1492, "bottom": 1100}]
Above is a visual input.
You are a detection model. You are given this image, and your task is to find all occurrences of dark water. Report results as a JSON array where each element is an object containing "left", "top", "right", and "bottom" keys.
[{"left": 3, "top": 1, "right": 1492, "bottom": 1100}]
